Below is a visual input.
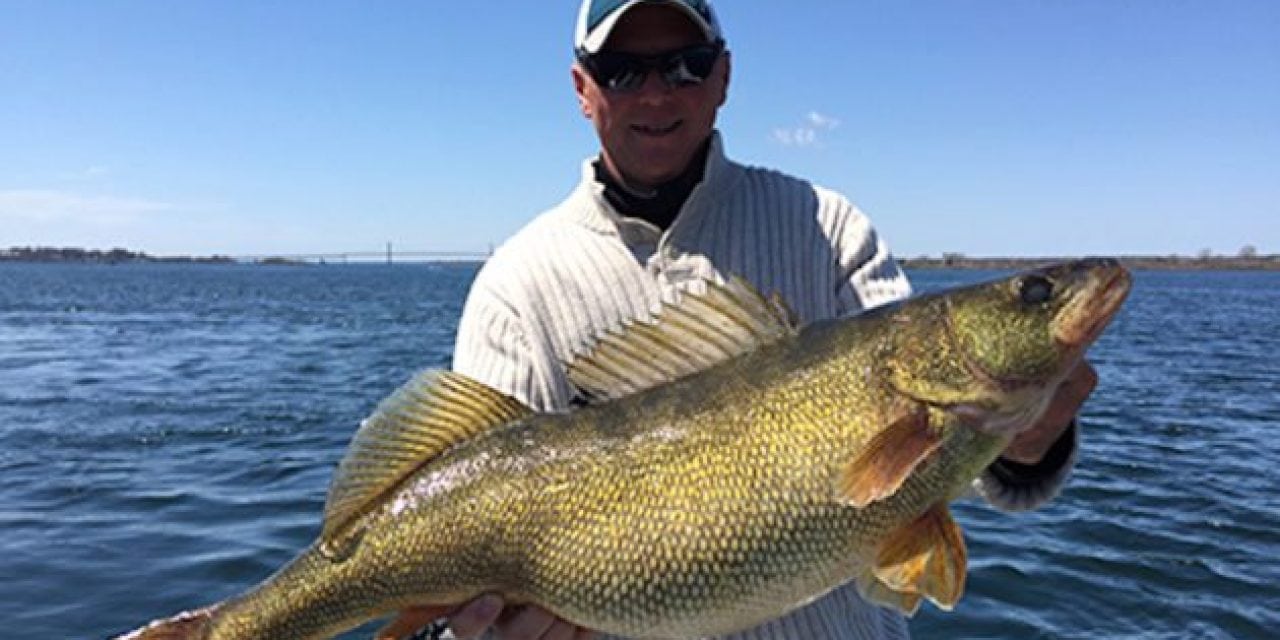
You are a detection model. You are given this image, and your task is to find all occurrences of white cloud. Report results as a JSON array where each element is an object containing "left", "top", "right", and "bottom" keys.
[
  {"left": 0, "top": 189, "right": 175, "bottom": 225},
  {"left": 772, "top": 127, "right": 817, "bottom": 147},
  {"left": 771, "top": 111, "right": 841, "bottom": 147},
  {"left": 807, "top": 111, "right": 841, "bottom": 130}
]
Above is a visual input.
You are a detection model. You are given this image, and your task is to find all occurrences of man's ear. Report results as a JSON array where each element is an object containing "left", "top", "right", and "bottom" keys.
[
  {"left": 572, "top": 64, "right": 593, "bottom": 119},
  {"left": 717, "top": 51, "right": 731, "bottom": 107}
]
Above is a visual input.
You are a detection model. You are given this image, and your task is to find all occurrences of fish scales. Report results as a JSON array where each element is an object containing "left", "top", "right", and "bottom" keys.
[
  {"left": 117, "top": 259, "right": 1131, "bottom": 640},
  {"left": 415, "top": 361, "right": 884, "bottom": 632},
  {"left": 190, "top": 322, "right": 982, "bottom": 637}
]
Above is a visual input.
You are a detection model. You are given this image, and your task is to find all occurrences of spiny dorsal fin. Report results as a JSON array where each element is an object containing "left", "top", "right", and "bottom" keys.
[
  {"left": 869, "top": 503, "right": 968, "bottom": 612},
  {"left": 836, "top": 403, "right": 941, "bottom": 508},
  {"left": 567, "top": 276, "right": 799, "bottom": 403},
  {"left": 319, "top": 370, "right": 531, "bottom": 558}
]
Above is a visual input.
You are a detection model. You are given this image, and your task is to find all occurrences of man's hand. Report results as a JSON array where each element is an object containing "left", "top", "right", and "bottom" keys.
[
  {"left": 375, "top": 596, "right": 598, "bottom": 640},
  {"left": 1001, "top": 360, "right": 1097, "bottom": 465}
]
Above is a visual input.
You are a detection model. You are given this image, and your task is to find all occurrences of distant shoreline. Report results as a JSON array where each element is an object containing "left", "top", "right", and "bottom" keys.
[
  {"left": 0, "top": 247, "right": 237, "bottom": 265},
  {"left": 0, "top": 247, "right": 480, "bottom": 266},
  {"left": 3, "top": 246, "right": 1278, "bottom": 271},
  {"left": 898, "top": 255, "right": 1280, "bottom": 271}
]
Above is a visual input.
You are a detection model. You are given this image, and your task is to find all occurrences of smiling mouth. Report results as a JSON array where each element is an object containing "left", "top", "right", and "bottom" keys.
[{"left": 632, "top": 121, "right": 682, "bottom": 136}]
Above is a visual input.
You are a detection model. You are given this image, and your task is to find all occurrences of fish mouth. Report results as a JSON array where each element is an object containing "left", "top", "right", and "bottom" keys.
[{"left": 1054, "top": 260, "right": 1131, "bottom": 350}]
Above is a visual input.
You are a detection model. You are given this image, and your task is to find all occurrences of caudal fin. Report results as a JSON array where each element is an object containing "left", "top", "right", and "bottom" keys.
[{"left": 113, "top": 605, "right": 219, "bottom": 640}]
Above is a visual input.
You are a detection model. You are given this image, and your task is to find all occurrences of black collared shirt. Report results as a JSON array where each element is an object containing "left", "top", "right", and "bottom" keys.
[{"left": 593, "top": 139, "right": 712, "bottom": 232}]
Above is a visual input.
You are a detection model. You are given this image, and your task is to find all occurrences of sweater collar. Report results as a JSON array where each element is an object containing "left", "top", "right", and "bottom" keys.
[
  {"left": 572, "top": 131, "right": 740, "bottom": 235},
  {"left": 592, "top": 140, "right": 709, "bottom": 232}
]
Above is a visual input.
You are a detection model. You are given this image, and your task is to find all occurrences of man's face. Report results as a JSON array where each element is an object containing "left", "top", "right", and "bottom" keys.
[{"left": 573, "top": 5, "right": 730, "bottom": 189}]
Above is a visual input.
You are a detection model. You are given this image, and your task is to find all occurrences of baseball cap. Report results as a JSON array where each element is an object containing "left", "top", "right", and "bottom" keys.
[{"left": 574, "top": 0, "right": 723, "bottom": 55}]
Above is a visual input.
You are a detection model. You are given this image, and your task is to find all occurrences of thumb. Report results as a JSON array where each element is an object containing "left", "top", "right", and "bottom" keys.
[{"left": 374, "top": 605, "right": 454, "bottom": 640}]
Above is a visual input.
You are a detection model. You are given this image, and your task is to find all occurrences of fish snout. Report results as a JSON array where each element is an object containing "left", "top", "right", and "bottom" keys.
[{"left": 1053, "top": 260, "right": 1131, "bottom": 350}]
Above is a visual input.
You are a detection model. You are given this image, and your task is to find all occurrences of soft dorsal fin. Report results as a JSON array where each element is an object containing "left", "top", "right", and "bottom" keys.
[
  {"left": 319, "top": 370, "right": 531, "bottom": 558},
  {"left": 567, "top": 276, "right": 799, "bottom": 403}
]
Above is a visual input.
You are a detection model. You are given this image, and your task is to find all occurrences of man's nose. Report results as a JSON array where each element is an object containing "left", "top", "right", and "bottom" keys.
[{"left": 634, "top": 69, "right": 673, "bottom": 102}]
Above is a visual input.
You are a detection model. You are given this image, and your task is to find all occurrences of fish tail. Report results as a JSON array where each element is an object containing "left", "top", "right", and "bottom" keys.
[{"left": 113, "top": 604, "right": 219, "bottom": 640}]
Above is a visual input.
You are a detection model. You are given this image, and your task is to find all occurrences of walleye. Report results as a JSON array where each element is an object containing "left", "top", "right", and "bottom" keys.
[{"left": 117, "top": 259, "right": 1130, "bottom": 640}]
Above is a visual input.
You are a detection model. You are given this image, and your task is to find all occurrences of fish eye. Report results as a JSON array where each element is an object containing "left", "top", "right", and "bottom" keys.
[{"left": 1018, "top": 275, "right": 1054, "bottom": 305}]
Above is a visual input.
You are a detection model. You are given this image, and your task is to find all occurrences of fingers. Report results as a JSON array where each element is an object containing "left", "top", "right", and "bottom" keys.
[
  {"left": 491, "top": 605, "right": 596, "bottom": 640},
  {"left": 1003, "top": 361, "right": 1097, "bottom": 464},
  {"left": 1065, "top": 360, "right": 1099, "bottom": 404},
  {"left": 374, "top": 605, "right": 453, "bottom": 640},
  {"left": 1046, "top": 361, "right": 1097, "bottom": 426},
  {"left": 372, "top": 598, "right": 596, "bottom": 640},
  {"left": 447, "top": 595, "right": 505, "bottom": 639},
  {"left": 493, "top": 605, "right": 557, "bottom": 639},
  {"left": 539, "top": 619, "right": 579, "bottom": 640}
]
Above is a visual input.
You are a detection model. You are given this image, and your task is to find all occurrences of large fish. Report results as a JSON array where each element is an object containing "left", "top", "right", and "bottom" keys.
[{"left": 117, "top": 258, "right": 1130, "bottom": 640}]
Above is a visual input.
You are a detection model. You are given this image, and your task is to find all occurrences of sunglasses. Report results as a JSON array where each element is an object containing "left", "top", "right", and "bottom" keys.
[{"left": 579, "top": 41, "right": 724, "bottom": 93}]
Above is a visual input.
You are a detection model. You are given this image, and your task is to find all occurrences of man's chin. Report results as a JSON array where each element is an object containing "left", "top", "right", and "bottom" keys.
[
  {"left": 627, "top": 153, "right": 692, "bottom": 184},
  {"left": 624, "top": 167, "right": 682, "bottom": 188}
]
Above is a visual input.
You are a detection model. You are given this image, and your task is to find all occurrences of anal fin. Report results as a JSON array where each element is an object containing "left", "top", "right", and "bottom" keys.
[
  {"left": 856, "top": 572, "right": 924, "bottom": 616},
  {"left": 870, "top": 504, "right": 968, "bottom": 612}
]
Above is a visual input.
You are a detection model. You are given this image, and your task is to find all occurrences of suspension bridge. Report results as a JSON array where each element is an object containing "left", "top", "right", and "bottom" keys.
[{"left": 232, "top": 244, "right": 490, "bottom": 264}]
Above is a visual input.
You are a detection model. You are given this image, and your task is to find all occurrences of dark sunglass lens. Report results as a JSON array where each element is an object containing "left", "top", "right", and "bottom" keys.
[
  {"left": 679, "top": 46, "right": 720, "bottom": 77},
  {"left": 589, "top": 53, "right": 647, "bottom": 92},
  {"left": 609, "top": 66, "right": 648, "bottom": 91},
  {"left": 660, "top": 46, "right": 719, "bottom": 87}
]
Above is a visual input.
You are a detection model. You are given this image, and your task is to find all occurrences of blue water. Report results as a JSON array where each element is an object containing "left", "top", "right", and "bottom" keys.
[{"left": 1, "top": 263, "right": 1277, "bottom": 639}]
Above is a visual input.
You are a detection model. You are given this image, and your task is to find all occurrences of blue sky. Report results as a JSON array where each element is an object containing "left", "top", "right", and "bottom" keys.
[{"left": 3, "top": 1, "right": 1277, "bottom": 258}]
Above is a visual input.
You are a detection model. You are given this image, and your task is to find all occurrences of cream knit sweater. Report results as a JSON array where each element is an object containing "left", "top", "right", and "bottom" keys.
[{"left": 450, "top": 133, "right": 1072, "bottom": 639}]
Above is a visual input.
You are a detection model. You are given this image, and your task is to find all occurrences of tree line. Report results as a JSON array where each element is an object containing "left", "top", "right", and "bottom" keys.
[{"left": 0, "top": 246, "right": 234, "bottom": 264}]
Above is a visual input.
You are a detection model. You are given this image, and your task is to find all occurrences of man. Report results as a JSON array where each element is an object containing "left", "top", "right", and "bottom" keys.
[{"left": 380, "top": 1, "right": 1095, "bottom": 638}]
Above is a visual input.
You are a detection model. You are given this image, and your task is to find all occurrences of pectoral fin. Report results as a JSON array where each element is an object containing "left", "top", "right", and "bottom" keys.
[
  {"left": 836, "top": 405, "right": 940, "bottom": 508},
  {"left": 871, "top": 504, "right": 968, "bottom": 611}
]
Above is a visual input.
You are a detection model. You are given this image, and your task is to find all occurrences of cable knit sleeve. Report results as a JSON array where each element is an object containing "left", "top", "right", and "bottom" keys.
[
  {"left": 973, "top": 419, "right": 1079, "bottom": 511},
  {"left": 813, "top": 187, "right": 912, "bottom": 315},
  {"left": 451, "top": 262, "right": 563, "bottom": 413}
]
